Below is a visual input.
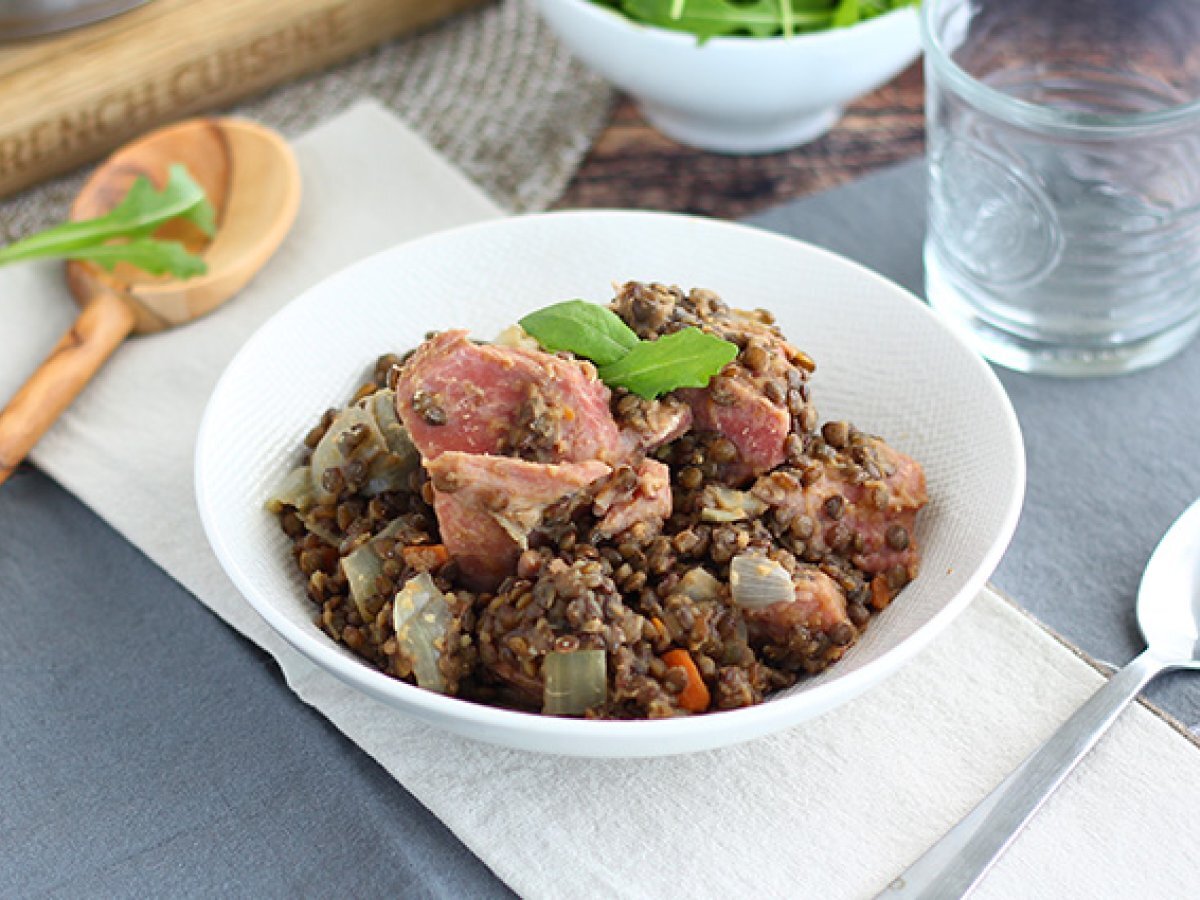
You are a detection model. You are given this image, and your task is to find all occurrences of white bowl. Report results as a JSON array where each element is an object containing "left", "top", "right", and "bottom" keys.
[
  {"left": 196, "top": 210, "right": 1024, "bottom": 757},
  {"left": 533, "top": 0, "right": 922, "bottom": 153}
]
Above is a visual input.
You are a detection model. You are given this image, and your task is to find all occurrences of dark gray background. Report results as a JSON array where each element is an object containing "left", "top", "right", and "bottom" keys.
[{"left": 3, "top": 161, "right": 1198, "bottom": 896}]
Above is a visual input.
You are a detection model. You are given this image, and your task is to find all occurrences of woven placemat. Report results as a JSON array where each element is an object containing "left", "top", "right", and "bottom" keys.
[{"left": 0, "top": 0, "right": 612, "bottom": 243}]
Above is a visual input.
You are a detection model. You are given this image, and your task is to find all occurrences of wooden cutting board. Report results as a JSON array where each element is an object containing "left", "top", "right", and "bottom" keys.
[{"left": 0, "top": 0, "right": 487, "bottom": 199}]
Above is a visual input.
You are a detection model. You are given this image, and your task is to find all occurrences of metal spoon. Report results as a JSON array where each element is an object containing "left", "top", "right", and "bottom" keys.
[
  {"left": 0, "top": 117, "right": 300, "bottom": 486},
  {"left": 882, "top": 495, "right": 1200, "bottom": 899}
]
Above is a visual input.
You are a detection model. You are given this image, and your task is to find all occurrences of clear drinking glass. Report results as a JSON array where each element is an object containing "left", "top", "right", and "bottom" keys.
[{"left": 922, "top": 0, "right": 1200, "bottom": 375}]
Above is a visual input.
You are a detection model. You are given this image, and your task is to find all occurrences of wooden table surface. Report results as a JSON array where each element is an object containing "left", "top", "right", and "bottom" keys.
[{"left": 556, "top": 62, "right": 925, "bottom": 220}]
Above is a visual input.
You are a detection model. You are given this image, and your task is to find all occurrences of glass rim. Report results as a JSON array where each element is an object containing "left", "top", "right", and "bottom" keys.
[{"left": 920, "top": 0, "right": 1200, "bottom": 134}]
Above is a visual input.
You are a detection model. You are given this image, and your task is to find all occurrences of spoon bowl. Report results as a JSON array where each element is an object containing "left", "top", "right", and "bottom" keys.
[
  {"left": 0, "top": 117, "right": 300, "bottom": 485},
  {"left": 1138, "top": 496, "right": 1200, "bottom": 663},
  {"left": 67, "top": 118, "right": 300, "bottom": 334}
]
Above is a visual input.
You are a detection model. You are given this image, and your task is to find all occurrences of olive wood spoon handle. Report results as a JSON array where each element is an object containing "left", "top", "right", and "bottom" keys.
[
  {"left": 0, "top": 289, "right": 136, "bottom": 485},
  {"left": 0, "top": 118, "right": 298, "bottom": 487}
]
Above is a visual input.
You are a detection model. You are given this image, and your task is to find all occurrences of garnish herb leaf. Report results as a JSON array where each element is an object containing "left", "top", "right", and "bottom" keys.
[
  {"left": 592, "top": 0, "right": 918, "bottom": 41},
  {"left": 66, "top": 238, "right": 209, "bottom": 278},
  {"left": 519, "top": 299, "right": 640, "bottom": 366},
  {"left": 618, "top": 0, "right": 809, "bottom": 39},
  {"left": 832, "top": 0, "right": 860, "bottom": 28},
  {"left": 521, "top": 299, "right": 738, "bottom": 398},
  {"left": 598, "top": 326, "right": 738, "bottom": 400},
  {"left": 0, "top": 163, "right": 213, "bottom": 278},
  {"left": 96, "top": 163, "right": 216, "bottom": 239}
]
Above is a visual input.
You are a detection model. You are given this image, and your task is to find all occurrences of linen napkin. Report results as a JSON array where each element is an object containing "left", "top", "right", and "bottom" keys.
[{"left": 3, "top": 100, "right": 1199, "bottom": 898}]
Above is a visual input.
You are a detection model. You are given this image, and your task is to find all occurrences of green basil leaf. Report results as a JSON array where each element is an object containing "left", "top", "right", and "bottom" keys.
[
  {"left": 519, "top": 299, "right": 640, "bottom": 366},
  {"left": 598, "top": 327, "right": 738, "bottom": 399},
  {"left": 67, "top": 238, "right": 208, "bottom": 278}
]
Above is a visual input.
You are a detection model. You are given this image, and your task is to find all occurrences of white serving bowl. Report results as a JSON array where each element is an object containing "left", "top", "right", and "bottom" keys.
[
  {"left": 195, "top": 210, "right": 1024, "bottom": 758},
  {"left": 533, "top": 0, "right": 922, "bottom": 153}
]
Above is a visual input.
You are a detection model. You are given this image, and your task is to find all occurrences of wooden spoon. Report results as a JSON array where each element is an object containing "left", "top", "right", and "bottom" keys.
[{"left": 0, "top": 118, "right": 300, "bottom": 486}]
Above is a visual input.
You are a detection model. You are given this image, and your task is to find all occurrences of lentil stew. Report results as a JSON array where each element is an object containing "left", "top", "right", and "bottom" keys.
[{"left": 268, "top": 282, "right": 927, "bottom": 719}]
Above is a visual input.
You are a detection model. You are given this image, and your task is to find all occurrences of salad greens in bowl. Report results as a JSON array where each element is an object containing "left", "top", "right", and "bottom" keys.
[
  {"left": 534, "top": 0, "right": 922, "bottom": 153},
  {"left": 590, "top": 0, "right": 920, "bottom": 41}
]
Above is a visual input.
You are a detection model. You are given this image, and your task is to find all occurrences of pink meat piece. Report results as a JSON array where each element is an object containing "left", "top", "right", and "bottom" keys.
[
  {"left": 744, "top": 567, "right": 849, "bottom": 643},
  {"left": 854, "top": 445, "right": 926, "bottom": 574},
  {"left": 592, "top": 459, "right": 672, "bottom": 538},
  {"left": 753, "top": 435, "right": 927, "bottom": 576},
  {"left": 394, "top": 329, "right": 624, "bottom": 463},
  {"left": 426, "top": 452, "right": 610, "bottom": 590},
  {"left": 678, "top": 378, "right": 790, "bottom": 484},
  {"left": 618, "top": 398, "right": 693, "bottom": 455}
]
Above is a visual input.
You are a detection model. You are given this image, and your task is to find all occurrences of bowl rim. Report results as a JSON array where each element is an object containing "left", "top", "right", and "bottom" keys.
[
  {"left": 195, "top": 209, "right": 1025, "bottom": 753},
  {"left": 540, "top": 0, "right": 920, "bottom": 49}
]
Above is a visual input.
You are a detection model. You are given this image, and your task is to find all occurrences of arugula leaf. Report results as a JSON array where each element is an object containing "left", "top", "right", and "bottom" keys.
[
  {"left": 598, "top": 326, "right": 738, "bottom": 399},
  {"left": 0, "top": 164, "right": 213, "bottom": 278},
  {"left": 618, "top": 0, "right": 826, "bottom": 40},
  {"left": 596, "top": 0, "right": 918, "bottom": 40},
  {"left": 519, "top": 299, "right": 640, "bottom": 366},
  {"left": 832, "top": 0, "right": 860, "bottom": 27},
  {"left": 100, "top": 163, "right": 215, "bottom": 238},
  {"left": 780, "top": 0, "right": 795, "bottom": 37},
  {"left": 66, "top": 238, "right": 209, "bottom": 278}
]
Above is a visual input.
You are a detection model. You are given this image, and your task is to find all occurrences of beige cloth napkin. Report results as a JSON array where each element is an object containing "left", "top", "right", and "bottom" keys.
[{"left": 4, "top": 101, "right": 1199, "bottom": 899}]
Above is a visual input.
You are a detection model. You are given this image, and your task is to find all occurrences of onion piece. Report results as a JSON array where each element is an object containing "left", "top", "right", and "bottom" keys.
[
  {"left": 341, "top": 543, "right": 385, "bottom": 622},
  {"left": 299, "top": 512, "right": 340, "bottom": 546},
  {"left": 342, "top": 517, "right": 425, "bottom": 620},
  {"left": 678, "top": 566, "right": 722, "bottom": 602},
  {"left": 729, "top": 553, "right": 795, "bottom": 610},
  {"left": 311, "top": 395, "right": 421, "bottom": 499},
  {"left": 265, "top": 466, "right": 316, "bottom": 513},
  {"left": 311, "top": 404, "right": 387, "bottom": 501},
  {"left": 392, "top": 573, "right": 452, "bottom": 693},
  {"left": 364, "top": 454, "right": 416, "bottom": 497},
  {"left": 542, "top": 648, "right": 607, "bottom": 716},
  {"left": 699, "top": 486, "right": 768, "bottom": 523},
  {"left": 362, "top": 390, "right": 420, "bottom": 494},
  {"left": 493, "top": 323, "right": 540, "bottom": 351},
  {"left": 364, "top": 389, "right": 411, "bottom": 454}
]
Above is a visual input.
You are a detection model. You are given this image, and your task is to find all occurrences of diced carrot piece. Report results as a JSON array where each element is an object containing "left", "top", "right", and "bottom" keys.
[
  {"left": 870, "top": 575, "right": 893, "bottom": 611},
  {"left": 402, "top": 544, "right": 450, "bottom": 572},
  {"left": 662, "top": 648, "right": 710, "bottom": 713}
]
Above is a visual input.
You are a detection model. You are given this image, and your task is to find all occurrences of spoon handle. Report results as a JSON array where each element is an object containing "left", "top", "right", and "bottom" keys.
[
  {"left": 880, "top": 649, "right": 1167, "bottom": 900},
  {"left": 0, "top": 289, "right": 136, "bottom": 487}
]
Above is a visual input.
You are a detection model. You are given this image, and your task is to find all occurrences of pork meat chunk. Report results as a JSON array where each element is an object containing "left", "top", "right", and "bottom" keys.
[
  {"left": 613, "top": 393, "right": 693, "bottom": 456},
  {"left": 426, "top": 452, "right": 610, "bottom": 590},
  {"left": 744, "top": 566, "right": 849, "bottom": 640},
  {"left": 678, "top": 377, "right": 791, "bottom": 483},
  {"left": 394, "top": 329, "right": 623, "bottom": 464},
  {"left": 753, "top": 429, "right": 928, "bottom": 586},
  {"left": 608, "top": 282, "right": 817, "bottom": 483},
  {"left": 743, "top": 566, "right": 854, "bottom": 674},
  {"left": 591, "top": 458, "right": 673, "bottom": 539}
]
